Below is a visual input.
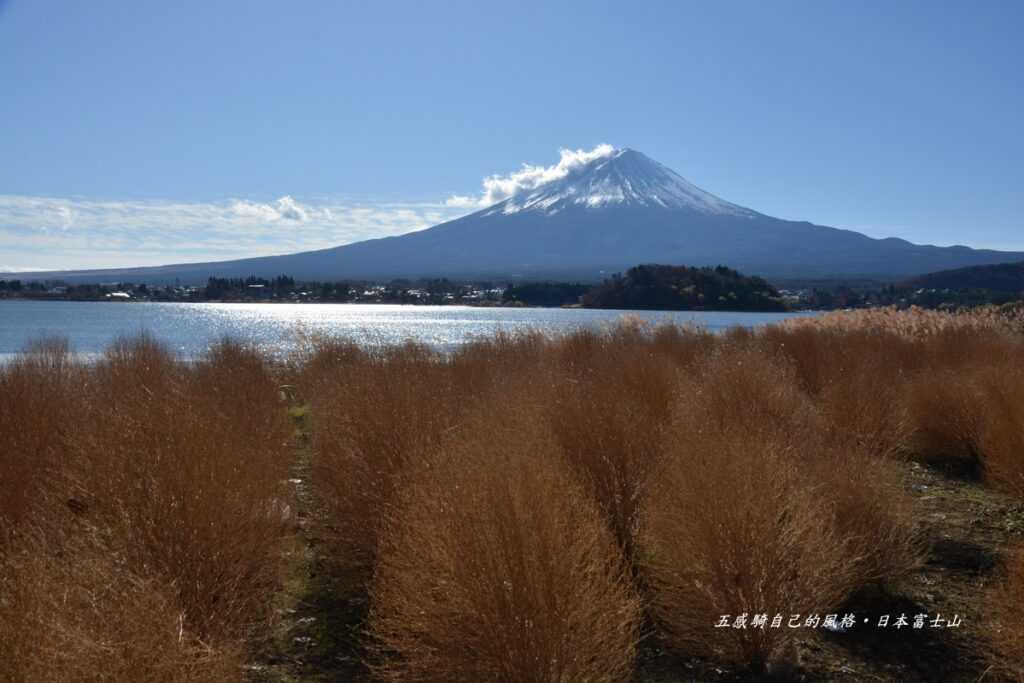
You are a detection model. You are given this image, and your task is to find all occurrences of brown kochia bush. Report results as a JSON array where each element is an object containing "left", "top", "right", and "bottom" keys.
[
  {"left": 309, "top": 334, "right": 561, "bottom": 583},
  {"left": 0, "top": 338, "right": 82, "bottom": 531},
  {"left": 641, "top": 435, "right": 856, "bottom": 675},
  {"left": 448, "top": 329, "right": 551, "bottom": 398},
  {"left": 367, "top": 406, "right": 642, "bottom": 682},
  {"left": 1, "top": 336, "right": 295, "bottom": 681},
  {"left": 904, "top": 367, "right": 986, "bottom": 470},
  {"left": 760, "top": 326, "right": 919, "bottom": 460},
  {"left": 891, "top": 325, "right": 1024, "bottom": 492},
  {"left": 971, "top": 364, "right": 1024, "bottom": 498},
  {"left": 641, "top": 346, "right": 919, "bottom": 673},
  {"left": 82, "top": 337, "right": 294, "bottom": 643},
  {"left": 779, "top": 304, "right": 1024, "bottom": 339},
  {"left": 704, "top": 344, "right": 919, "bottom": 583},
  {"left": 310, "top": 342, "right": 463, "bottom": 579},
  {"left": 549, "top": 326, "right": 680, "bottom": 564},
  {"left": 0, "top": 513, "right": 245, "bottom": 683}
]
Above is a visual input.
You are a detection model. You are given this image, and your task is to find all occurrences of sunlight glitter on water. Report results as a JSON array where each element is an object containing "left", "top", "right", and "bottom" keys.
[{"left": 0, "top": 301, "right": 820, "bottom": 360}]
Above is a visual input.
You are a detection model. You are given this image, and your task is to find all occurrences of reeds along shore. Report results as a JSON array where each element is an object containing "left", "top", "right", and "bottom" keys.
[{"left": 2, "top": 304, "right": 1024, "bottom": 681}]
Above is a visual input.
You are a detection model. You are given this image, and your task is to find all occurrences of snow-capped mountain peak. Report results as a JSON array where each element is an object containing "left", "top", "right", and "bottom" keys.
[{"left": 484, "top": 147, "right": 755, "bottom": 217}]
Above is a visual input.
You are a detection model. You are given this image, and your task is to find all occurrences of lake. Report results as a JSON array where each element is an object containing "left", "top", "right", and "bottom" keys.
[{"left": 0, "top": 301, "right": 819, "bottom": 360}]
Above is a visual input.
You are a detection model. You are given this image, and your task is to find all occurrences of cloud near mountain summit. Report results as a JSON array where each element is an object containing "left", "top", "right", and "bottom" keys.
[{"left": 445, "top": 144, "right": 617, "bottom": 209}]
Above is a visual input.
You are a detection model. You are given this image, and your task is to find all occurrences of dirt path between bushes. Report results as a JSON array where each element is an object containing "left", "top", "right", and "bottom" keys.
[{"left": 249, "top": 407, "right": 372, "bottom": 683}]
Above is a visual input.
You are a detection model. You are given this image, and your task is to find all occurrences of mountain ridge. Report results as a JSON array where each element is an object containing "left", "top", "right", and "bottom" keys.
[
  {"left": 5, "top": 147, "right": 1024, "bottom": 284},
  {"left": 907, "top": 260, "right": 1024, "bottom": 291}
]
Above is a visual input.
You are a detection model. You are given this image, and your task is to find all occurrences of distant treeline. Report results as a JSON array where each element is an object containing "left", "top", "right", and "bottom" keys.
[
  {"left": 793, "top": 260, "right": 1024, "bottom": 310},
  {"left": 908, "top": 260, "right": 1024, "bottom": 291},
  {"left": 5, "top": 259, "right": 1024, "bottom": 311},
  {"left": 0, "top": 266, "right": 789, "bottom": 311},
  {"left": 583, "top": 264, "right": 786, "bottom": 311}
]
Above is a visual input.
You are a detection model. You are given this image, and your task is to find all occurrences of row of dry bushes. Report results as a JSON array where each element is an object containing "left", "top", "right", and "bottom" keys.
[
  {"left": 771, "top": 310, "right": 1024, "bottom": 494},
  {"left": 299, "top": 311, "right": 1020, "bottom": 680},
  {"left": 4, "top": 306, "right": 1022, "bottom": 680},
  {"left": 0, "top": 337, "right": 295, "bottom": 682},
  {"left": 777, "top": 306, "right": 1024, "bottom": 680}
]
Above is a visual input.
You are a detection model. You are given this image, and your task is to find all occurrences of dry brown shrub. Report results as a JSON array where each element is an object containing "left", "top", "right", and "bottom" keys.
[
  {"left": 892, "top": 326, "right": 1024, "bottom": 490},
  {"left": 289, "top": 332, "right": 366, "bottom": 398},
  {"left": 984, "top": 548, "right": 1024, "bottom": 681},
  {"left": 309, "top": 332, "right": 555, "bottom": 586},
  {"left": 310, "top": 341, "right": 459, "bottom": 579},
  {"left": 708, "top": 345, "right": 918, "bottom": 580},
  {"left": 648, "top": 322, "right": 717, "bottom": 368},
  {"left": 904, "top": 367, "right": 985, "bottom": 469},
  {"left": 780, "top": 304, "right": 1024, "bottom": 339},
  {"left": 549, "top": 329, "right": 679, "bottom": 564},
  {"left": 918, "top": 325, "right": 1023, "bottom": 371},
  {"left": 758, "top": 325, "right": 836, "bottom": 395},
  {"left": 973, "top": 365, "right": 1024, "bottom": 498},
  {"left": 0, "top": 337, "right": 81, "bottom": 530},
  {"left": 368, "top": 404, "right": 642, "bottom": 682},
  {"left": 642, "top": 345, "right": 919, "bottom": 673},
  {"left": 760, "top": 326, "right": 919, "bottom": 459},
  {"left": 0, "top": 515, "right": 244, "bottom": 683},
  {"left": 449, "top": 329, "right": 549, "bottom": 393},
  {"left": 82, "top": 337, "right": 294, "bottom": 643},
  {"left": 671, "top": 343, "right": 817, "bottom": 441},
  {"left": 803, "top": 444, "right": 921, "bottom": 584},
  {"left": 1, "top": 335, "right": 295, "bottom": 680},
  {"left": 773, "top": 312, "right": 1022, "bottom": 470},
  {"left": 641, "top": 433, "right": 856, "bottom": 675}
]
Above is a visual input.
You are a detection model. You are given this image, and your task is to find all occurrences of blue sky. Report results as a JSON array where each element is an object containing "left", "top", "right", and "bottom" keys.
[{"left": 1, "top": 0, "right": 1021, "bottom": 270}]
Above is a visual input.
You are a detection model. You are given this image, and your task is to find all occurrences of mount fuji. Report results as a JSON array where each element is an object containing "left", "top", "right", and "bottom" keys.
[{"left": 10, "top": 147, "right": 1024, "bottom": 283}]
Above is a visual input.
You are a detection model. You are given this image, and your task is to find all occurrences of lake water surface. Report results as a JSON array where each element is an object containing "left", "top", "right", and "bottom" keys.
[{"left": 0, "top": 301, "right": 819, "bottom": 360}]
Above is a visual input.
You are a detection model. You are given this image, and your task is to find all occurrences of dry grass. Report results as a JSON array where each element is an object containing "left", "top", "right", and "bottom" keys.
[
  {"left": 760, "top": 326, "right": 919, "bottom": 459},
  {"left": 773, "top": 312, "right": 1024, "bottom": 500},
  {"left": 7, "top": 307, "right": 1024, "bottom": 681},
  {"left": 0, "top": 336, "right": 295, "bottom": 682},
  {"left": 449, "top": 329, "right": 551, "bottom": 397},
  {"left": 307, "top": 330, "right": 561, "bottom": 583},
  {"left": 902, "top": 334, "right": 1024, "bottom": 488},
  {"left": 367, "top": 401, "right": 642, "bottom": 682},
  {"left": 905, "top": 368, "right": 986, "bottom": 469},
  {"left": 0, "top": 337, "right": 82, "bottom": 532},
  {"left": 641, "top": 432, "right": 856, "bottom": 675},
  {"left": 308, "top": 341, "right": 460, "bottom": 580},
  {"left": 547, "top": 326, "right": 684, "bottom": 564},
  {"left": 780, "top": 304, "right": 1024, "bottom": 339},
  {"left": 0, "top": 514, "right": 246, "bottom": 683},
  {"left": 640, "top": 346, "right": 919, "bottom": 673},
  {"left": 972, "top": 365, "right": 1024, "bottom": 498}
]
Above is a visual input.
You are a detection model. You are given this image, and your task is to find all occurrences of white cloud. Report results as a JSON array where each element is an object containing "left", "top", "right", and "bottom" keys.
[
  {"left": 444, "top": 194, "right": 479, "bottom": 209},
  {"left": 446, "top": 143, "right": 617, "bottom": 209},
  {"left": 0, "top": 194, "right": 467, "bottom": 271},
  {"left": 57, "top": 206, "right": 74, "bottom": 229},
  {"left": 232, "top": 195, "right": 311, "bottom": 222}
]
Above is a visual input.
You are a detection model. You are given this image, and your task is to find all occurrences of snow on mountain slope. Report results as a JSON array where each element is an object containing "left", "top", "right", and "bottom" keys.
[{"left": 483, "top": 148, "right": 756, "bottom": 217}]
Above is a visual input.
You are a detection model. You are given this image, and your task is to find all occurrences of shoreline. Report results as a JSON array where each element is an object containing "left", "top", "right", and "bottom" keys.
[{"left": 0, "top": 297, "right": 808, "bottom": 313}]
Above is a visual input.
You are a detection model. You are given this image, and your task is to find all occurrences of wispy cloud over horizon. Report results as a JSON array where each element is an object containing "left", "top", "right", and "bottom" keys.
[
  {"left": 0, "top": 145, "right": 623, "bottom": 272},
  {"left": 0, "top": 194, "right": 467, "bottom": 271},
  {"left": 446, "top": 143, "right": 617, "bottom": 209}
]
